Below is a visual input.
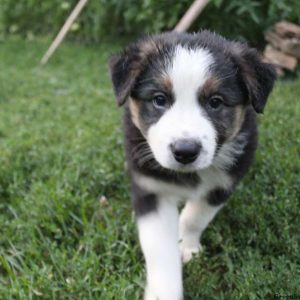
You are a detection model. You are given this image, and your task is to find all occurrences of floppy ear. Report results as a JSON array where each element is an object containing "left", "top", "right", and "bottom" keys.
[
  {"left": 231, "top": 43, "right": 277, "bottom": 113},
  {"left": 108, "top": 48, "right": 142, "bottom": 106}
]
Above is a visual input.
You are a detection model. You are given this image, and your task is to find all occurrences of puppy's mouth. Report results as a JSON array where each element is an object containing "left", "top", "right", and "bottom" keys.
[
  {"left": 167, "top": 163, "right": 201, "bottom": 173},
  {"left": 171, "top": 160, "right": 212, "bottom": 172},
  {"left": 154, "top": 153, "right": 213, "bottom": 173}
]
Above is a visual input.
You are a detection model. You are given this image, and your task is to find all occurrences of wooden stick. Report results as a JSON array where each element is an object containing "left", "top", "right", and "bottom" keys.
[
  {"left": 174, "top": 0, "right": 210, "bottom": 32},
  {"left": 40, "top": 0, "right": 89, "bottom": 65}
]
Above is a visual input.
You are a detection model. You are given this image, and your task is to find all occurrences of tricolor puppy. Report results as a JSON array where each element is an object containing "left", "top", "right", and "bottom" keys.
[{"left": 109, "top": 31, "right": 276, "bottom": 300}]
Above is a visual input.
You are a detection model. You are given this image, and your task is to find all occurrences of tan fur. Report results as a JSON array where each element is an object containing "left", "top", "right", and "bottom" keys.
[
  {"left": 201, "top": 76, "right": 221, "bottom": 96},
  {"left": 161, "top": 76, "right": 173, "bottom": 92},
  {"left": 129, "top": 97, "right": 141, "bottom": 130},
  {"left": 230, "top": 106, "right": 245, "bottom": 140},
  {"left": 139, "top": 39, "right": 160, "bottom": 57}
]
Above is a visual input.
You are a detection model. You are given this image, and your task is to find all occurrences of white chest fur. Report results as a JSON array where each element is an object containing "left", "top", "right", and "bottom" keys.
[{"left": 134, "top": 166, "right": 233, "bottom": 202}]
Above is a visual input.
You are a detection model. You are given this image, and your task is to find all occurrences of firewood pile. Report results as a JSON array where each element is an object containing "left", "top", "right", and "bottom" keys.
[{"left": 264, "top": 21, "right": 300, "bottom": 76}]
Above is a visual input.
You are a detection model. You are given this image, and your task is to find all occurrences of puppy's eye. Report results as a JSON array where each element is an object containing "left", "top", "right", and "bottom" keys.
[
  {"left": 208, "top": 95, "right": 223, "bottom": 110},
  {"left": 153, "top": 94, "right": 167, "bottom": 109}
]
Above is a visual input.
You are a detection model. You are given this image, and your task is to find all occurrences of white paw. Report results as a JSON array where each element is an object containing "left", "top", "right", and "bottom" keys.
[
  {"left": 179, "top": 243, "right": 203, "bottom": 263},
  {"left": 144, "top": 286, "right": 157, "bottom": 300},
  {"left": 144, "top": 284, "right": 183, "bottom": 300}
]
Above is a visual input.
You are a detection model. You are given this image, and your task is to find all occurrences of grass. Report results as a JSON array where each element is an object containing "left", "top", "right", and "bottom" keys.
[{"left": 0, "top": 37, "right": 299, "bottom": 299}]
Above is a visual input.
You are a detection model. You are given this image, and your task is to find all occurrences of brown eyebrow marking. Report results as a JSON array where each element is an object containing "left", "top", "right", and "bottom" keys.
[
  {"left": 200, "top": 76, "right": 221, "bottom": 97},
  {"left": 160, "top": 75, "right": 173, "bottom": 92}
]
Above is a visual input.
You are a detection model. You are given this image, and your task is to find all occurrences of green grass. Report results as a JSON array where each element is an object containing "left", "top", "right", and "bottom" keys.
[{"left": 0, "top": 37, "right": 299, "bottom": 299}]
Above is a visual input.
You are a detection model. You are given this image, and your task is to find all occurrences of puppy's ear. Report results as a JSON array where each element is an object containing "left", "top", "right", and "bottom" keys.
[
  {"left": 108, "top": 48, "right": 141, "bottom": 106},
  {"left": 231, "top": 43, "right": 277, "bottom": 113}
]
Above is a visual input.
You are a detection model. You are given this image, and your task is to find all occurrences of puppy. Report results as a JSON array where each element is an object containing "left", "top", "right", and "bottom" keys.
[{"left": 109, "top": 31, "right": 276, "bottom": 300}]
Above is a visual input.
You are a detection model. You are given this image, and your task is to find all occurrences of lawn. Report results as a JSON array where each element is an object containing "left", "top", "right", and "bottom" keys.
[{"left": 0, "top": 37, "right": 299, "bottom": 299}]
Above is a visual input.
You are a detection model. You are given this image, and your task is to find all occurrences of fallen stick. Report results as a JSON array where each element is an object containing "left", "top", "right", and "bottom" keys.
[
  {"left": 40, "top": 0, "right": 89, "bottom": 65},
  {"left": 174, "top": 0, "right": 210, "bottom": 32}
]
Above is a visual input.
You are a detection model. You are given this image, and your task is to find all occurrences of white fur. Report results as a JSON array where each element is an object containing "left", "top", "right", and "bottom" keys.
[
  {"left": 212, "top": 133, "right": 248, "bottom": 170},
  {"left": 134, "top": 165, "right": 232, "bottom": 200},
  {"left": 135, "top": 156, "right": 234, "bottom": 268},
  {"left": 138, "top": 199, "right": 183, "bottom": 300},
  {"left": 179, "top": 200, "right": 223, "bottom": 263},
  {"left": 147, "top": 46, "right": 216, "bottom": 172},
  {"left": 134, "top": 46, "right": 249, "bottom": 299}
]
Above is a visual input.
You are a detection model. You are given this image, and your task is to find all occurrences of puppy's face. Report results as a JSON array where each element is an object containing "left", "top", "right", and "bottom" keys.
[{"left": 109, "top": 32, "right": 276, "bottom": 172}]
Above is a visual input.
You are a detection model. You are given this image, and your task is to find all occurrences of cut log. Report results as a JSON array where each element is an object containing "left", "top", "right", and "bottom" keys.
[
  {"left": 265, "top": 31, "right": 300, "bottom": 58},
  {"left": 275, "top": 21, "right": 300, "bottom": 39},
  {"left": 263, "top": 57, "right": 285, "bottom": 76},
  {"left": 264, "top": 45, "right": 297, "bottom": 71},
  {"left": 276, "top": 67, "right": 285, "bottom": 77}
]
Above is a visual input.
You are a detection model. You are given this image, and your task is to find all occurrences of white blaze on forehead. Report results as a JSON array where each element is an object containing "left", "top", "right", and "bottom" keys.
[
  {"left": 147, "top": 45, "right": 217, "bottom": 171},
  {"left": 169, "top": 45, "right": 214, "bottom": 102}
]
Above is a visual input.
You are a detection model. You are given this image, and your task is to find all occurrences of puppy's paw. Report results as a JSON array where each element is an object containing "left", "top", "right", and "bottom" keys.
[
  {"left": 144, "top": 286, "right": 157, "bottom": 300},
  {"left": 144, "top": 284, "right": 183, "bottom": 300},
  {"left": 180, "top": 243, "right": 203, "bottom": 263}
]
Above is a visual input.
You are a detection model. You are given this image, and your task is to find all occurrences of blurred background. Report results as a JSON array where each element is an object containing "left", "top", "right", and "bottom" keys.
[
  {"left": 0, "top": 1, "right": 299, "bottom": 299},
  {"left": 1, "top": 0, "right": 300, "bottom": 46}
]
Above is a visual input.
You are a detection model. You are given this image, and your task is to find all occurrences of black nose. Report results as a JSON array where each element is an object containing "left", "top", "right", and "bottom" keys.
[{"left": 170, "top": 139, "right": 201, "bottom": 165}]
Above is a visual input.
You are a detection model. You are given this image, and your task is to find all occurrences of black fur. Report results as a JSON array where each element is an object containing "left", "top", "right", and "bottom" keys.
[
  {"left": 207, "top": 188, "right": 232, "bottom": 206},
  {"left": 132, "top": 182, "right": 157, "bottom": 216},
  {"left": 109, "top": 31, "right": 276, "bottom": 216}
]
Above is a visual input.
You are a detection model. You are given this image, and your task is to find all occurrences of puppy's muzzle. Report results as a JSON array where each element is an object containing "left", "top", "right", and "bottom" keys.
[{"left": 170, "top": 139, "right": 201, "bottom": 165}]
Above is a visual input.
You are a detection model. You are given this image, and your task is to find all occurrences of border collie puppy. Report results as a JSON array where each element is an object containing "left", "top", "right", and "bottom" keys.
[{"left": 109, "top": 31, "right": 276, "bottom": 300}]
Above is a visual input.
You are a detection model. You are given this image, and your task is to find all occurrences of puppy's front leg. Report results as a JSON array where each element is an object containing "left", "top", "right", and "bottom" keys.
[
  {"left": 179, "top": 199, "right": 223, "bottom": 263},
  {"left": 135, "top": 190, "right": 182, "bottom": 300}
]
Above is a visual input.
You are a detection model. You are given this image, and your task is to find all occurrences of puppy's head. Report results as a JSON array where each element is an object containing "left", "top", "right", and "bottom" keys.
[{"left": 109, "top": 31, "right": 276, "bottom": 172}]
